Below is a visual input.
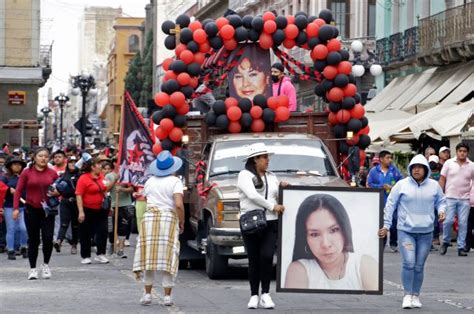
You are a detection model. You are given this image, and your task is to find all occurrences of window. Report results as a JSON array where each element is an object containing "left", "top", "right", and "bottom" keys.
[
  {"left": 128, "top": 35, "right": 140, "bottom": 53},
  {"left": 328, "top": 0, "right": 350, "bottom": 39},
  {"left": 367, "top": 0, "right": 376, "bottom": 37}
]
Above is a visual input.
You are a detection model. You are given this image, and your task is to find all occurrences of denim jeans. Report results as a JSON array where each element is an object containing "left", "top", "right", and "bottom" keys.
[
  {"left": 442, "top": 198, "right": 470, "bottom": 249},
  {"left": 398, "top": 230, "right": 433, "bottom": 296},
  {"left": 3, "top": 207, "right": 28, "bottom": 250}
]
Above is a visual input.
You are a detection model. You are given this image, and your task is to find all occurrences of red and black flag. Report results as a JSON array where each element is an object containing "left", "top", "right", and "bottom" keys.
[{"left": 116, "top": 92, "right": 155, "bottom": 186}]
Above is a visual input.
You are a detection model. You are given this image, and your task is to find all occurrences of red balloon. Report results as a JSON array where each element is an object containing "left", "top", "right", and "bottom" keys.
[
  {"left": 163, "top": 58, "right": 173, "bottom": 71},
  {"left": 283, "top": 38, "right": 296, "bottom": 49},
  {"left": 175, "top": 43, "right": 187, "bottom": 58},
  {"left": 259, "top": 33, "right": 273, "bottom": 49},
  {"left": 189, "top": 77, "right": 199, "bottom": 88},
  {"left": 159, "top": 118, "right": 174, "bottom": 133},
  {"left": 171, "top": 146, "right": 179, "bottom": 156},
  {"left": 177, "top": 72, "right": 191, "bottom": 86},
  {"left": 350, "top": 104, "right": 365, "bottom": 119},
  {"left": 251, "top": 119, "right": 265, "bottom": 132},
  {"left": 179, "top": 50, "right": 194, "bottom": 64},
  {"left": 314, "top": 18, "right": 326, "bottom": 27},
  {"left": 284, "top": 24, "right": 299, "bottom": 39},
  {"left": 199, "top": 42, "right": 211, "bottom": 53},
  {"left": 152, "top": 143, "right": 163, "bottom": 155},
  {"left": 164, "top": 70, "right": 177, "bottom": 81},
  {"left": 154, "top": 127, "right": 168, "bottom": 140},
  {"left": 220, "top": 24, "right": 235, "bottom": 40},
  {"left": 216, "top": 17, "right": 229, "bottom": 30},
  {"left": 328, "top": 112, "right": 338, "bottom": 126},
  {"left": 312, "top": 44, "right": 328, "bottom": 60},
  {"left": 327, "top": 87, "right": 344, "bottom": 102},
  {"left": 263, "top": 11, "right": 276, "bottom": 21},
  {"left": 250, "top": 106, "right": 263, "bottom": 119},
  {"left": 336, "top": 109, "right": 351, "bottom": 124},
  {"left": 154, "top": 92, "right": 170, "bottom": 107},
  {"left": 346, "top": 135, "right": 360, "bottom": 146},
  {"left": 193, "top": 29, "right": 207, "bottom": 44},
  {"left": 343, "top": 83, "right": 357, "bottom": 97},
  {"left": 327, "top": 39, "right": 342, "bottom": 52},
  {"left": 169, "top": 127, "right": 184, "bottom": 142},
  {"left": 177, "top": 103, "right": 190, "bottom": 115},
  {"left": 227, "top": 106, "right": 242, "bottom": 121},
  {"left": 323, "top": 66, "right": 338, "bottom": 80},
  {"left": 275, "top": 106, "right": 290, "bottom": 122},
  {"left": 286, "top": 15, "right": 295, "bottom": 24},
  {"left": 225, "top": 97, "right": 238, "bottom": 109},
  {"left": 189, "top": 21, "right": 202, "bottom": 32},
  {"left": 267, "top": 96, "right": 279, "bottom": 110},
  {"left": 228, "top": 121, "right": 242, "bottom": 133},
  {"left": 359, "top": 149, "right": 366, "bottom": 167},
  {"left": 306, "top": 23, "right": 319, "bottom": 38},
  {"left": 194, "top": 52, "right": 206, "bottom": 64},
  {"left": 224, "top": 38, "right": 237, "bottom": 50},
  {"left": 264, "top": 20, "right": 277, "bottom": 34},
  {"left": 170, "top": 92, "right": 186, "bottom": 107},
  {"left": 337, "top": 61, "right": 353, "bottom": 75},
  {"left": 278, "top": 95, "right": 289, "bottom": 107}
]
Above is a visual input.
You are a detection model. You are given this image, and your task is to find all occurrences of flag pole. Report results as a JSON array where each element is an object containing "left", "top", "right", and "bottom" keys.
[{"left": 113, "top": 189, "right": 119, "bottom": 254}]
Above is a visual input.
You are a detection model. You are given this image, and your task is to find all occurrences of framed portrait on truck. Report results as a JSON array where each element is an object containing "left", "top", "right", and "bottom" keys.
[{"left": 277, "top": 186, "right": 383, "bottom": 295}]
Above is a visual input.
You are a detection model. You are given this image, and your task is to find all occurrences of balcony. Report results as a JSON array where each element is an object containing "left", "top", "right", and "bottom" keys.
[
  {"left": 229, "top": 0, "right": 260, "bottom": 13},
  {"left": 376, "top": 27, "right": 419, "bottom": 67}
]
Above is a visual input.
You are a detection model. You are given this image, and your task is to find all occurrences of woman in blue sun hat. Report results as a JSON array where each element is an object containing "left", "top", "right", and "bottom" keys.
[{"left": 133, "top": 150, "right": 185, "bottom": 307}]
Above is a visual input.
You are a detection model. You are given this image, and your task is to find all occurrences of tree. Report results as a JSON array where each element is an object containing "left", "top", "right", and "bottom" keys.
[
  {"left": 140, "top": 30, "right": 154, "bottom": 107},
  {"left": 124, "top": 51, "right": 143, "bottom": 104}
]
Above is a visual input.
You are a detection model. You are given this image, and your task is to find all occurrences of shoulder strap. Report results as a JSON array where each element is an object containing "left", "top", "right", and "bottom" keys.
[
  {"left": 92, "top": 178, "right": 106, "bottom": 197},
  {"left": 264, "top": 174, "right": 268, "bottom": 200},
  {"left": 277, "top": 79, "right": 283, "bottom": 96}
]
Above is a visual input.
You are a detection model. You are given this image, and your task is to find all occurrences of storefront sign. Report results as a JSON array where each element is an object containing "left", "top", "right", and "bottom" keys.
[{"left": 8, "top": 91, "right": 26, "bottom": 105}]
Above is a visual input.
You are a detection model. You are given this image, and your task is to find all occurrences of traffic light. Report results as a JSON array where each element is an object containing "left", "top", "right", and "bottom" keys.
[{"left": 86, "top": 122, "right": 93, "bottom": 137}]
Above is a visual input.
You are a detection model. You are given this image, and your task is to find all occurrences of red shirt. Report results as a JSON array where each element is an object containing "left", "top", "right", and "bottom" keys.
[
  {"left": 14, "top": 166, "right": 58, "bottom": 209},
  {"left": 75, "top": 172, "right": 106, "bottom": 210}
]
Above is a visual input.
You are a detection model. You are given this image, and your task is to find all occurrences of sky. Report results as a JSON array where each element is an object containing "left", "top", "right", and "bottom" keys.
[{"left": 39, "top": 0, "right": 150, "bottom": 107}]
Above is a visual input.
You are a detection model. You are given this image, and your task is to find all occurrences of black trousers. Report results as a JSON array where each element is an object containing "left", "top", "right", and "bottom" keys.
[
  {"left": 79, "top": 208, "right": 108, "bottom": 258},
  {"left": 383, "top": 209, "right": 398, "bottom": 247},
  {"left": 108, "top": 206, "right": 131, "bottom": 248},
  {"left": 241, "top": 220, "right": 278, "bottom": 296},
  {"left": 24, "top": 205, "right": 55, "bottom": 268},
  {"left": 466, "top": 206, "right": 474, "bottom": 249},
  {"left": 57, "top": 199, "right": 79, "bottom": 245}
]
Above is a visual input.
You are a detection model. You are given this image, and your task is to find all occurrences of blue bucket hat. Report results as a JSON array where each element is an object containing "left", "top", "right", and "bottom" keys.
[{"left": 149, "top": 150, "right": 183, "bottom": 177}]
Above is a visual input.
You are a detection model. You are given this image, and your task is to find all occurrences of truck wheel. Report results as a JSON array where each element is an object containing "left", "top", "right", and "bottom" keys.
[{"left": 205, "top": 217, "right": 228, "bottom": 279}]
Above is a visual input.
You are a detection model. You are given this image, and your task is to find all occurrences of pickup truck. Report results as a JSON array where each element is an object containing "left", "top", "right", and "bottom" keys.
[{"left": 179, "top": 112, "right": 347, "bottom": 279}]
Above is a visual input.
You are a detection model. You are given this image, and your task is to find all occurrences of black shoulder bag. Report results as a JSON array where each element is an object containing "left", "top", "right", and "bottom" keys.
[
  {"left": 239, "top": 174, "right": 268, "bottom": 235},
  {"left": 93, "top": 179, "right": 111, "bottom": 212}
]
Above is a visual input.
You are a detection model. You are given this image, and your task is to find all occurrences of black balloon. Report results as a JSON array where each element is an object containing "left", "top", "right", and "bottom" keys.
[
  {"left": 296, "top": 31, "right": 308, "bottom": 46},
  {"left": 272, "top": 30, "right": 285, "bottom": 46},
  {"left": 318, "top": 25, "right": 335, "bottom": 41},
  {"left": 354, "top": 93, "right": 361, "bottom": 103},
  {"left": 242, "top": 15, "right": 254, "bottom": 29},
  {"left": 314, "top": 84, "right": 325, "bottom": 97},
  {"left": 348, "top": 74, "right": 356, "bottom": 84},
  {"left": 169, "top": 60, "right": 187, "bottom": 74},
  {"left": 327, "top": 51, "right": 342, "bottom": 65},
  {"left": 295, "top": 11, "right": 308, "bottom": 18},
  {"left": 228, "top": 15, "right": 242, "bottom": 28},
  {"left": 347, "top": 118, "right": 362, "bottom": 133},
  {"left": 358, "top": 134, "right": 371, "bottom": 149},
  {"left": 240, "top": 113, "right": 253, "bottom": 129},
  {"left": 329, "top": 102, "right": 341, "bottom": 113},
  {"left": 216, "top": 114, "right": 229, "bottom": 130},
  {"left": 314, "top": 60, "right": 326, "bottom": 72},
  {"left": 321, "top": 79, "right": 334, "bottom": 92},
  {"left": 360, "top": 116, "right": 368, "bottom": 128},
  {"left": 339, "top": 141, "right": 349, "bottom": 154},
  {"left": 275, "top": 16, "right": 288, "bottom": 29},
  {"left": 161, "top": 138, "right": 174, "bottom": 151},
  {"left": 186, "top": 40, "right": 199, "bottom": 53},
  {"left": 342, "top": 97, "right": 356, "bottom": 109},
  {"left": 202, "top": 18, "right": 213, "bottom": 28},
  {"left": 253, "top": 94, "right": 267, "bottom": 108},
  {"left": 235, "top": 27, "right": 248, "bottom": 42},
  {"left": 340, "top": 49, "right": 350, "bottom": 61},
  {"left": 212, "top": 100, "right": 226, "bottom": 115},
  {"left": 238, "top": 98, "right": 252, "bottom": 112},
  {"left": 174, "top": 115, "right": 187, "bottom": 127},
  {"left": 176, "top": 14, "right": 190, "bottom": 28},
  {"left": 308, "top": 37, "right": 320, "bottom": 49},
  {"left": 205, "top": 112, "right": 216, "bottom": 126},
  {"left": 180, "top": 86, "right": 194, "bottom": 99},
  {"left": 308, "top": 15, "right": 318, "bottom": 23},
  {"left": 318, "top": 9, "right": 333, "bottom": 24},
  {"left": 333, "top": 27, "right": 339, "bottom": 38},
  {"left": 251, "top": 17, "right": 264, "bottom": 32},
  {"left": 334, "top": 74, "right": 349, "bottom": 88},
  {"left": 204, "top": 22, "right": 219, "bottom": 37},
  {"left": 161, "top": 20, "right": 175, "bottom": 35},
  {"left": 179, "top": 28, "right": 193, "bottom": 45},
  {"left": 209, "top": 36, "right": 223, "bottom": 49},
  {"left": 262, "top": 108, "right": 275, "bottom": 124},
  {"left": 152, "top": 110, "right": 164, "bottom": 124},
  {"left": 163, "top": 80, "right": 180, "bottom": 94},
  {"left": 164, "top": 35, "right": 176, "bottom": 50},
  {"left": 162, "top": 104, "right": 177, "bottom": 119},
  {"left": 333, "top": 124, "right": 346, "bottom": 138},
  {"left": 187, "top": 63, "right": 201, "bottom": 77},
  {"left": 248, "top": 29, "right": 260, "bottom": 42},
  {"left": 294, "top": 15, "right": 308, "bottom": 30}
]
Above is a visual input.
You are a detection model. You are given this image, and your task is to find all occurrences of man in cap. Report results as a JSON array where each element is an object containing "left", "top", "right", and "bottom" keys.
[
  {"left": 438, "top": 146, "right": 450, "bottom": 166},
  {"left": 271, "top": 62, "right": 297, "bottom": 112}
]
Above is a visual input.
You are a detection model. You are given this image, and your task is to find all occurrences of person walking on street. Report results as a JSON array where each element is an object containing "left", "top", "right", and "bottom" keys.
[
  {"left": 271, "top": 62, "right": 297, "bottom": 112},
  {"left": 13, "top": 147, "right": 58, "bottom": 280},
  {"left": 378, "top": 154, "right": 446, "bottom": 309},
  {"left": 466, "top": 184, "right": 474, "bottom": 252},
  {"left": 367, "top": 150, "right": 403, "bottom": 252},
  {"left": 438, "top": 146, "right": 450, "bottom": 166},
  {"left": 133, "top": 151, "right": 185, "bottom": 306},
  {"left": 237, "top": 143, "right": 287, "bottom": 309},
  {"left": 439, "top": 143, "right": 474, "bottom": 256},
  {"left": 0, "top": 156, "right": 28, "bottom": 260}
]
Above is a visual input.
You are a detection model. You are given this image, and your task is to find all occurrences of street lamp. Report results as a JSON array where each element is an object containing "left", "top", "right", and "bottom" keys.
[
  {"left": 54, "top": 92, "right": 70, "bottom": 147},
  {"left": 40, "top": 106, "right": 52, "bottom": 146},
  {"left": 70, "top": 71, "right": 98, "bottom": 149},
  {"left": 350, "top": 39, "right": 383, "bottom": 78}
]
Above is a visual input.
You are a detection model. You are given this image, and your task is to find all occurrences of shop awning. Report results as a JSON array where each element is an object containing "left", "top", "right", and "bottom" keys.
[
  {"left": 367, "top": 109, "right": 414, "bottom": 142},
  {"left": 440, "top": 72, "right": 474, "bottom": 105}
]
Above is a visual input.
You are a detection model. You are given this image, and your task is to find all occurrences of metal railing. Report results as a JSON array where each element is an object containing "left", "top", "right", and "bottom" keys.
[{"left": 39, "top": 43, "right": 53, "bottom": 68}]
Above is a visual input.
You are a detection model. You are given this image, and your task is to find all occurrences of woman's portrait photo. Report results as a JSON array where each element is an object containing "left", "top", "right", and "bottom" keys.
[
  {"left": 278, "top": 186, "right": 383, "bottom": 294},
  {"left": 228, "top": 44, "right": 272, "bottom": 100}
]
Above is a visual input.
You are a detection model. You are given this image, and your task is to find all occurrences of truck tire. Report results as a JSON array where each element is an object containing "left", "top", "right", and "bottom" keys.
[{"left": 205, "top": 217, "right": 228, "bottom": 279}]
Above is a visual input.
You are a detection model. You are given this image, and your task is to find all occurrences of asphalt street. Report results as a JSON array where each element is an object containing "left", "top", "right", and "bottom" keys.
[{"left": 1, "top": 241, "right": 473, "bottom": 314}]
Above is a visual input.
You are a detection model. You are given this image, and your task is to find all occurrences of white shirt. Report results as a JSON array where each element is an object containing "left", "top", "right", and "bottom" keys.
[
  {"left": 143, "top": 175, "right": 183, "bottom": 211},
  {"left": 237, "top": 170, "right": 279, "bottom": 221}
]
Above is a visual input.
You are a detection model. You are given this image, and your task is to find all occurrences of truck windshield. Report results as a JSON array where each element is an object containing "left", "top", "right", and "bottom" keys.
[{"left": 209, "top": 139, "right": 336, "bottom": 177}]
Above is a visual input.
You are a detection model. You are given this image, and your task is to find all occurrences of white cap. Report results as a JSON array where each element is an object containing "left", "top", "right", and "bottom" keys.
[
  {"left": 439, "top": 146, "right": 450, "bottom": 153},
  {"left": 243, "top": 143, "right": 274, "bottom": 161},
  {"left": 428, "top": 155, "right": 439, "bottom": 164}
]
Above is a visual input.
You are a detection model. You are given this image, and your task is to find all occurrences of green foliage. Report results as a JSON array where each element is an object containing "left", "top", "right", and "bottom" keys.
[{"left": 124, "top": 51, "right": 142, "bottom": 104}]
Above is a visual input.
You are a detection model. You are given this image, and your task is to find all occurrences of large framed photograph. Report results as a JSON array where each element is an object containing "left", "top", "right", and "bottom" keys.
[{"left": 277, "top": 186, "right": 383, "bottom": 295}]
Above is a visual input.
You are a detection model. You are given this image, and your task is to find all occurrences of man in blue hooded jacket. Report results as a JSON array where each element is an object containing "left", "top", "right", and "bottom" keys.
[{"left": 379, "top": 154, "right": 446, "bottom": 309}]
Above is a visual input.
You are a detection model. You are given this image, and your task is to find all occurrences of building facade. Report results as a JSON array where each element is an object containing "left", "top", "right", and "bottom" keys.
[{"left": 0, "top": 0, "right": 51, "bottom": 148}]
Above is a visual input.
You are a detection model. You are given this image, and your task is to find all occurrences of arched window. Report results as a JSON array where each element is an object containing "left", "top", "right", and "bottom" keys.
[{"left": 128, "top": 35, "right": 140, "bottom": 53}]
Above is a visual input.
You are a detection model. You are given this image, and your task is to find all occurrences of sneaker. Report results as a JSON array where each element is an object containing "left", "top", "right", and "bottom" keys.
[
  {"left": 259, "top": 293, "right": 275, "bottom": 309},
  {"left": 458, "top": 249, "right": 468, "bottom": 256},
  {"left": 124, "top": 239, "right": 130, "bottom": 247},
  {"left": 163, "top": 295, "right": 173, "bottom": 306},
  {"left": 41, "top": 264, "right": 51, "bottom": 279},
  {"left": 402, "top": 295, "right": 413, "bottom": 309},
  {"left": 94, "top": 255, "right": 109, "bottom": 264},
  {"left": 247, "top": 295, "right": 259, "bottom": 309},
  {"left": 140, "top": 293, "right": 152, "bottom": 306},
  {"left": 71, "top": 245, "right": 77, "bottom": 255},
  {"left": 117, "top": 250, "right": 127, "bottom": 259},
  {"left": 430, "top": 244, "right": 438, "bottom": 252},
  {"left": 390, "top": 245, "right": 398, "bottom": 253},
  {"left": 21, "top": 247, "right": 28, "bottom": 259},
  {"left": 28, "top": 268, "right": 38, "bottom": 280},
  {"left": 440, "top": 243, "right": 448, "bottom": 255},
  {"left": 0, "top": 246, "right": 5, "bottom": 253},
  {"left": 53, "top": 241, "right": 61, "bottom": 253},
  {"left": 7, "top": 250, "right": 16, "bottom": 260},
  {"left": 81, "top": 258, "right": 92, "bottom": 264},
  {"left": 411, "top": 296, "right": 422, "bottom": 308}
]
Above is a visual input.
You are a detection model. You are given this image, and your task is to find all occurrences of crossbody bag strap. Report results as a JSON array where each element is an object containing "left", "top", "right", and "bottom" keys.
[
  {"left": 277, "top": 79, "right": 283, "bottom": 96},
  {"left": 264, "top": 174, "right": 268, "bottom": 200},
  {"left": 92, "top": 179, "right": 106, "bottom": 197}
]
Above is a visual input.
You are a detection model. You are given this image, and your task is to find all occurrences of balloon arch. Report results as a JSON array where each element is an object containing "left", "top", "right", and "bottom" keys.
[{"left": 151, "top": 9, "right": 371, "bottom": 163}]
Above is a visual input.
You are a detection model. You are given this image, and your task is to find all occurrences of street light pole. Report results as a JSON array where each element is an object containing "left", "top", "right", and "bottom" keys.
[
  {"left": 71, "top": 71, "right": 97, "bottom": 150},
  {"left": 54, "top": 92, "right": 70, "bottom": 148},
  {"left": 40, "top": 107, "right": 52, "bottom": 147}
]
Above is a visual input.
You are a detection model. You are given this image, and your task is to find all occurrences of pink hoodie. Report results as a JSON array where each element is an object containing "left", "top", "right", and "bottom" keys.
[{"left": 272, "top": 76, "right": 297, "bottom": 112}]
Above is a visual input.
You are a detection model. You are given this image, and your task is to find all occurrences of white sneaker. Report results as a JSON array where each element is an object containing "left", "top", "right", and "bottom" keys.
[
  {"left": 259, "top": 293, "right": 275, "bottom": 309},
  {"left": 411, "top": 296, "right": 422, "bottom": 308},
  {"left": 247, "top": 295, "right": 259, "bottom": 309},
  {"left": 81, "top": 258, "right": 92, "bottom": 264},
  {"left": 94, "top": 255, "right": 109, "bottom": 264},
  {"left": 402, "top": 295, "right": 413, "bottom": 309},
  {"left": 140, "top": 293, "right": 152, "bottom": 306},
  {"left": 41, "top": 264, "right": 51, "bottom": 279},
  {"left": 163, "top": 295, "right": 173, "bottom": 306},
  {"left": 124, "top": 239, "right": 130, "bottom": 247},
  {"left": 28, "top": 268, "right": 38, "bottom": 280}
]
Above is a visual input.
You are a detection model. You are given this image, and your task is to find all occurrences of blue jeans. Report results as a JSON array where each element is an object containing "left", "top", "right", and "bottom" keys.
[
  {"left": 398, "top": 230, "right": 432, "bottom": 296},
  {"left": 442, "top": 198, "right": 470, "bottom": 249},
  {"left": 4, "top": 207, "right": 28, "bottom": 250}
]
